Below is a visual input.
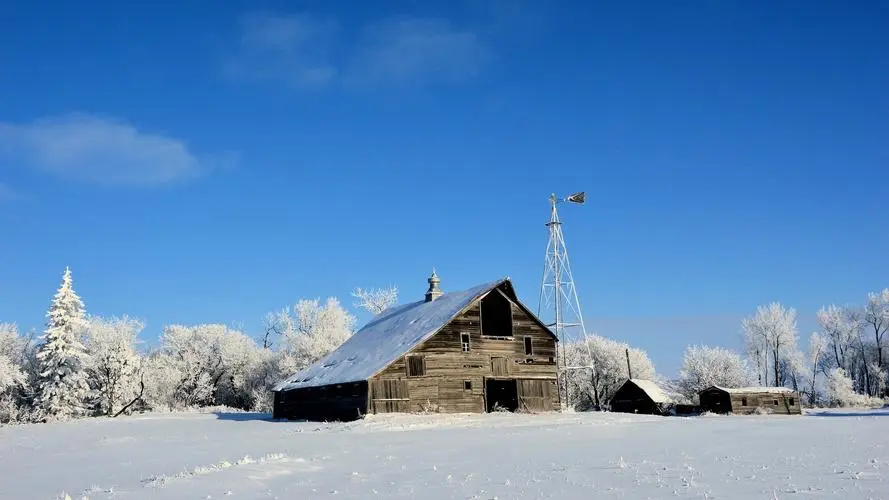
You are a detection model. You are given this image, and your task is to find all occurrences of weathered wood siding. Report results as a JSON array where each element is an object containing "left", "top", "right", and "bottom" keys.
[
  {"left": 699, "top": 388, "right": 802, "bottom": 415},
  {"left": 370, "top": 295, "right": 559, "bottom": 414},
  {"left": 610, "top": 382, "right": 664, "bottom": 415},
  {"left": 517, "top": 379, "right": 558, "bottom": 412},
  {"left": 728, "top": 391, "right": 802, "bottom": 415},
  {"left": 273, "top": 381, "right": 368, "bottom": 421}
]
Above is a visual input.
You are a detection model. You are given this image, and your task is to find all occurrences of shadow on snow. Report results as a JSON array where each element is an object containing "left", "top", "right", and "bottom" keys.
[
  {"left": 808, "top": 407, "right": 889, "bottom": 418},
  {"left": 212, "top": 412, "right": 279, "bottom": 422}
]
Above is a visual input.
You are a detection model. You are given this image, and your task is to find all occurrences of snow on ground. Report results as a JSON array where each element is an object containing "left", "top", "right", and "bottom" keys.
[{"left": 1, "top": 409, "right": 887, "bottom": 499}]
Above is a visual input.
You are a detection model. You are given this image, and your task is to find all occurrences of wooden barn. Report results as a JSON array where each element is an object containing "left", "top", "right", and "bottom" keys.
[
  {"left": 698, "top": 386, "right": 802, "bottom": 415},
  {"left": 272, "top": 273, "right": 560, "bottom": 421},
  {"left": 610, "top": 379, "right": 676, "bottom": 415}
]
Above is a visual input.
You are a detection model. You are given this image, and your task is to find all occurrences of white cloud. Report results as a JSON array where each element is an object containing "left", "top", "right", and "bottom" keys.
[
  {"left": 225, "top": 12, "right": 338, "bottom": 88},
  {"left": 345, "top": 18, "right": 490, "bottom": 87},
  {"left": 227, "top": 12, "right": 489, "bottom": 89},
  {"left": 0, "top": 114, "right": 216, "bottom": 186}
]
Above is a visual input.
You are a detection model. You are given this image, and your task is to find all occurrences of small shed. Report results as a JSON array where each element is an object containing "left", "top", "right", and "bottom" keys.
[
  {"left": 610, "top": 379, "right": 675, "bottom": 415},
  {"left": 698, "top": 386, "right": 802, "bottom": 415}
]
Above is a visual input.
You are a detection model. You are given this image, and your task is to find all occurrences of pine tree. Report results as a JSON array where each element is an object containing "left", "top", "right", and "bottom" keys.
[{"left": 34, "top": 267, "right": 90, "bottom": 421}]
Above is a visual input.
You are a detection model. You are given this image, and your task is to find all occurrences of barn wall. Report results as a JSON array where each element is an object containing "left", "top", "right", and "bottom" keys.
[
  {"left": 610, "top": 383, "right": 662, "bottom": 415},
  {"left": 273, "top": 381, "right": 368, "bottom": 421},
  {"left": 371, "top": 294, "right": 559, "bottom": 414},
  {"left": 699, "top": 389, "right": 802, "bottom": 415},
  {"left": 699, "top": 389, "right": 732, "bottom": 414},
  {"left": 729, "top": 392, "right": 802, "bottom": 415}
]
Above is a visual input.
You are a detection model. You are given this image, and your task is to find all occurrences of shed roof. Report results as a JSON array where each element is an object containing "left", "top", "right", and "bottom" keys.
[
  {"left": 704, "top": 386, "right": 797, "bottom": 395},
  {"left": 274, "top": 278, "right": 549, "bottom": 391},
  {"left": 626, "top": 379, "right": 674, "bottom": 404}
]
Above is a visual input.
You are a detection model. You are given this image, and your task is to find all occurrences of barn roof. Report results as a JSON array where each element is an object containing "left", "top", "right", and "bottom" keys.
[
  {"left": 274, "top": 278, "right": 549, "bottom": 391},
  {"left": 704, "top": 386, "right": 797, "bottom": 395},
  {"left": 626, "top": 379, "right": 674, "bottom": 404}
]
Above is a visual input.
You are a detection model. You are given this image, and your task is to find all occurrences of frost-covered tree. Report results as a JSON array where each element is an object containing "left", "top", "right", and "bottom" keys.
[
  {"left": 352, "top": 286, "right": 398, "bottom": 315},
  {"left": 823, "top": 366, "right": 883, "bottom": 408},
  {"left": 817, "top": 305, "right": 858, "bottom": 373},
  {"left": 742, "top": 303, "right": 799, "bottom": 387},
  {"left": 825, "top": 367, "right": 858, "bottom": 407},
  {"left": 278, "top": 298, "right": 356, "bottom": 372},
  {"left": 678, "top": 345, "right": 752, "bottom": 401},
  {"left": 817, "top": 302, "right": 886, "bottom": 397},
  {"left": 864, "top": 289, "right": 889, "bottom": 370},
  {"left": 145, "top": 324, "right": 265, "bottom": 410},
  {"left": 257, "top": 297, "right": 356, "bottom": 410},
  {"left": 563, "top": 334, "right": 656, "bottom": 410},
  {"left": 241, "top": 348, "right": 282, "bottom": 411},
  {"left": 0, "top": 323, "right": 26, "bottom": 394},
  {"left": 83, "top": 316, "right": 143, "bottom": 416},
  {"left": 780, "top": 346, "right": 808, "bottom": 395},
  {"left": 0, "top": 323, "right": 29, "bottom": 423},
  {"left": 807, "top": 332, "right": 827, "bottom": 405},
  {"left": 34, "top": 268, "right": 90, "bottom": 421}
]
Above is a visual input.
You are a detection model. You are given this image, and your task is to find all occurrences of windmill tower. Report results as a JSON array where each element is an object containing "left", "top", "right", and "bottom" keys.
[{"left": 537, "top": 192, "right": 588, "bottom": 409}]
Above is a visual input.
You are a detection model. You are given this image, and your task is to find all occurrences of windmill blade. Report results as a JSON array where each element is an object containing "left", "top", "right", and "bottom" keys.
[{"left": 565, "top": 192, "right": 586, "bottom": 204}]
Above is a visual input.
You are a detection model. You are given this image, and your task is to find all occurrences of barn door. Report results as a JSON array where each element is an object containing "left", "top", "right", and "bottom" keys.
[
  {"left": 517, "top": 379, "right": 551, "bottom": 412},
  {"left": 369, "top": 379, "right": 409, "bottom": 413},
  {"left": 491, "top": 357, "right": 508, "bottom": 376}
]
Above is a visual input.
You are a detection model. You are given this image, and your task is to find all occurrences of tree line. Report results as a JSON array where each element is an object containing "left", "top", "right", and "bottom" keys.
[
  {"left": 0, "top": 269, "right": 395, "bottom": 424},
  {"left": 1, "top": 268, "right": 884, "bottom": 424},
  {"left": 561, "top": 292, "right": 888, "bottom": 410}
]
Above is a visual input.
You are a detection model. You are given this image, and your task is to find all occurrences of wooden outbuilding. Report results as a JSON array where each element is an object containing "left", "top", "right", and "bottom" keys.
[
  {"left": 698, "top": 386, "right": 802, "bottom": 415},
  {"left": 272, "top": 274, "right": 560, "bottom": 421},
  {"left": 610, "top": 379, "right": 676, "bottom": 416}
]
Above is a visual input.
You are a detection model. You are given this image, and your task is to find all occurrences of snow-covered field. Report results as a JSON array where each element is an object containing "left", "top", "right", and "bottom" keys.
[{"left": 1, "top": 409, "right": 887, "bottom": 499}]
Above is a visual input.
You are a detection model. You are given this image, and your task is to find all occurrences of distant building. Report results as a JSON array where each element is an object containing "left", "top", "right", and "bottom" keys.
[
  {"left": 273, "top": 274, "right": 560, "bottom": 421},
  {"left": 610, "top": 379, "right": 687, "bottom": 416},
  {"left": 698, "top": 386, "right": 802, "bottom": 415}
]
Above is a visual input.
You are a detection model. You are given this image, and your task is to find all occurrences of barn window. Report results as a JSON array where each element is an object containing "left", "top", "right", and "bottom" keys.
[
  {"left": 461, "top": 333, "right": 471, "bottom": 352},
  {"left": 524, "top": 336, "right": 533, "bottom": 355},
  {"left": 464, "top": 380, "right": 472, "bottom": 390},
  {"left": 741, "top": 397, "right": 747, "bottom": 406},
  {"left": 406, "top": 355, "right": 426, "bottom": 377},
  {"left": 480, "top": 290, "right": 513, "bottom": 336},
  {"left": 789, "top": 398, "right": 795, "bottom": 406},
  {"left": 773, "top": 399, "right": 779, "bottom": 405}
]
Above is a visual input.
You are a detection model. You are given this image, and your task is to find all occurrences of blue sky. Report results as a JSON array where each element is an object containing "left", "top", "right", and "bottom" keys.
[{"left": 1, "top": 1, "right": 886, "bottom": 376}]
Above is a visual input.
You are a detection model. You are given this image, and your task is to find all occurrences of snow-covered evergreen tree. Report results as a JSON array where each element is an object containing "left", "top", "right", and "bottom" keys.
[{"left": 34, "top": 267, "right": 90, "bottom": 421}]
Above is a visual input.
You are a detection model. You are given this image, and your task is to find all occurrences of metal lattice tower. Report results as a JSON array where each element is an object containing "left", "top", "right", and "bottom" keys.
[{"left": 537, "top": 192, "right": 588, "bottom": 410}]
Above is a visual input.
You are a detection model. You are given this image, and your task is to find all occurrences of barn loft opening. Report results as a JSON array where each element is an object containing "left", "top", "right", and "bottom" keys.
[{"left": 480, "top": 290, "right": 513, "bottom": 336}]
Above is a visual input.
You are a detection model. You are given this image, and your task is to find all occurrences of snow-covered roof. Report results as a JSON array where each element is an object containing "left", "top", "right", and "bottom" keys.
[
  {"left": 627, "top": 379, "right": 673, "bottom": 404},
  {"left": 707, "top": 386, "right": 796, "bottom": 395},
  {"left": 275, "top": 278, "right": 531, "bottom": 391}
]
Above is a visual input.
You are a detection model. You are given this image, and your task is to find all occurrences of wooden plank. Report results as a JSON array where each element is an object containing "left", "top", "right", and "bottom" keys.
[
  {"left": 491, "top": 357, "right": 508, "bottom": 376},
  {"left": 517, "top": 378, "right": 553, "bottom": 412},
  {"left": 369, "top": 379, "right": 409, "bottom": 414}
]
